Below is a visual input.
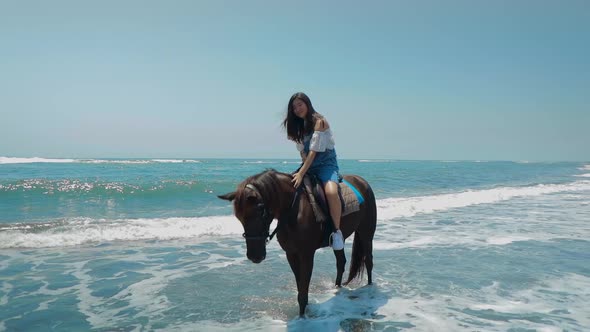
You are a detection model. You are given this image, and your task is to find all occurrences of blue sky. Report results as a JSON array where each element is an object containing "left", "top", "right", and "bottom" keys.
[{"left": 1, "top": 0, "right": 588, "bottom": 161}]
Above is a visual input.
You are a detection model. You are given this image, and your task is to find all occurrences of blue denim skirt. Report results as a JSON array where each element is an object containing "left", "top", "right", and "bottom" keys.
[{"left": 310, "top": 166, "right": 340, "bottom": 184}]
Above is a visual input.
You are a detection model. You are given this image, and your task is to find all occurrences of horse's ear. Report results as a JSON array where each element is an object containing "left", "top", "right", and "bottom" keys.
[{"left": 218, "top": 192, "right": 236, "bottom": 201}]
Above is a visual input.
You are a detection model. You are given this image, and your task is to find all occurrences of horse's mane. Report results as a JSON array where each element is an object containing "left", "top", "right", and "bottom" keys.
[{"left": 235, "top": 169, "right": 290, "bottom": 210}]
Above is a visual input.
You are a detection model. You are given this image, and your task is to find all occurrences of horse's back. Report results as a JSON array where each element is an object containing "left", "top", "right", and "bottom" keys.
[{"left": 342, "top": 174, "right": 373, "bottom": 197}]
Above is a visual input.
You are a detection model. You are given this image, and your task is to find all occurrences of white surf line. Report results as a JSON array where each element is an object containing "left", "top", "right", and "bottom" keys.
[
  {"left": 0, "top": 216, "right": 243, "bottom": 249},
  {"left": 377, "top": 180, "right": 590, "bottom": 221},
  {"left": 0, "top": 157, "right": 76, "bottom": 164},
  {"left": 2, "top": 180, "right": 589, "bottom": 249}
]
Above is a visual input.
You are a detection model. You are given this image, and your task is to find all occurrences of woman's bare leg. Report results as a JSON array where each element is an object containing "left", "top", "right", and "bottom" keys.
[{"left": 325, "top": 181, "right": 341, "bottom": 230}]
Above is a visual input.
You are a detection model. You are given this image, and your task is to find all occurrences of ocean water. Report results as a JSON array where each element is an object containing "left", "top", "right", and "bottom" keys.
[{"left": 0, "top": 157, "right": 589, "bottom": 331}]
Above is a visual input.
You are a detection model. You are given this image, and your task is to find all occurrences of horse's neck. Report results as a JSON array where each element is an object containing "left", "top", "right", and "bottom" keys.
[
  {"left": 274, "top": 174, "right": 318, "bottom": 251},
  {"left": 274, "top": 173, "right": 316, "bottom": 226},
  {"left": 273, "top": 173, "right": 297, "bottom": 215}
]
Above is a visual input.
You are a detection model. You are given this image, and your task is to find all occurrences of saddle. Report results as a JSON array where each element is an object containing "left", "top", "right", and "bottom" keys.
[{"left": 302, "top": 174, "right": 364, "bottom": 223}]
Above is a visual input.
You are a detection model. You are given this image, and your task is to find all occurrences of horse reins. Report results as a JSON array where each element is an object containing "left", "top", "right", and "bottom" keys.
[{"left": 242, "top": 183, "right": 301, "bottom": 244}]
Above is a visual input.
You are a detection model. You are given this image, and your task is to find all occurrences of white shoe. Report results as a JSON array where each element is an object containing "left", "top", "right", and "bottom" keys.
[{"left": 330, "top": 230, "right": 344, "bottom": 250}]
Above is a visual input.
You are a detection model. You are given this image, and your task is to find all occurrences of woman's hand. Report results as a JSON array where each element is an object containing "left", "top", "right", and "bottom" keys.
[
  {"left": 292, "top": 151, "right": 314, "bottom": 188},
  {"left": 292, "top": 171, "right": 304, "bottom": 188}
]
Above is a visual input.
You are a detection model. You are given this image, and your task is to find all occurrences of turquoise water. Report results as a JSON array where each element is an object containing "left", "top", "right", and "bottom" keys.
[{"left": 1, "top": 157, "right": 589, "bottom": 331}]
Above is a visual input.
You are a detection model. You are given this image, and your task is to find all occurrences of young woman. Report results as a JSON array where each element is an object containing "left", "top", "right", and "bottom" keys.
[{"left": 282, "top": 92, "right": 344, "bottom": 250}]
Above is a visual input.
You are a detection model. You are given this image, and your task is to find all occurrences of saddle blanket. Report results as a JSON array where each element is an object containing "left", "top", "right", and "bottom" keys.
[
  {"left": 340, "top": 179, "right": 364, "bottom": 216},
  {"left": 304, "top": 177, "right": 364, "bottom": 223}
]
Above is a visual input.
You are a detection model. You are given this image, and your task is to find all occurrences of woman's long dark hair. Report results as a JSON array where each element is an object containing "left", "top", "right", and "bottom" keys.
[{"left": 282, "top": 92, "right": 323, "bottom": 143}]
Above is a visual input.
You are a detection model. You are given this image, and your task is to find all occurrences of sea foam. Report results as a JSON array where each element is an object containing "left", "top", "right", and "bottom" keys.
[
  {"left": 0, "top": 157, "right": 76, "bottom": 164},
  {"left": 0, "top": 156, "right": 201, "bottom": 164},
  {"left": 0, "top": 216, "right": 245, "bottom": 249},
  {"left": 377, "top": 180, "right": 590, "bottom": 221},
  {"left": 2, "top": 180, "right": 589, "bottom": 249}
]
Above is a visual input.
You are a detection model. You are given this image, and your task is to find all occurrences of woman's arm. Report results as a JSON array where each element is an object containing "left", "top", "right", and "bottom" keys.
[
  {"left": 300, "top": 151, "right": 307, "bottom": 162},
  {"left": 291, "top": 118, "right": 329, "bottom": 188},
  {"left": 292, "top": 151, "right": 316, "bottom": 188}
]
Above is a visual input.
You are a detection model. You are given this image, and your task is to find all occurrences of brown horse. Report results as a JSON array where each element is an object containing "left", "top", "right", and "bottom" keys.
[{"left": 218, "top": 169, "right": 377, "bottom": 317}]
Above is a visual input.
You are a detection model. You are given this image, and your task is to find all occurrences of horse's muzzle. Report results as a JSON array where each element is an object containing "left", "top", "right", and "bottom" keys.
[
  {"left": 248, "top": 255, "right": 266, "bottom": 264},
  {"left": 246, "top": 240, "right": 266, "bottom": 264}
]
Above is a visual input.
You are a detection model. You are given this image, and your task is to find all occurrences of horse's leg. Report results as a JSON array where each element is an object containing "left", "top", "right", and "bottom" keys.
[
  {"left": 296, "top": 252, "right": 315, "bottom": 317},
  {"left": 333, "top": 249, "right": 346, "bottom": 287},
  {"left": 287, "top": 253, "right": 307, "bottom": 316},
  {"left": 286, "top": 252, "right": 300, "bottom": 285}
]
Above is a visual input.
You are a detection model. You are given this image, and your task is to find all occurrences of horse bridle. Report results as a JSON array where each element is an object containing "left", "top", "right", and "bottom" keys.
[
  {"left": 241, "top": 184, "right": 275, "bottom": 243},
  {"left": 242, "top": 183, "right": 301, "bottom": 244}
]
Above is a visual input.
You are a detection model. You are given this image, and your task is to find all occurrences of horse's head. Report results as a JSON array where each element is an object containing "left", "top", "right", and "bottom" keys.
[{"left": 219, "top": 170, "right": 286, "bottom": 263}]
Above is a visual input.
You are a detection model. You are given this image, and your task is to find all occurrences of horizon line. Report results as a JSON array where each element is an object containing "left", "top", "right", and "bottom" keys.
[{"left": 1, "top": 156, "right": 588, "bottom": 163}]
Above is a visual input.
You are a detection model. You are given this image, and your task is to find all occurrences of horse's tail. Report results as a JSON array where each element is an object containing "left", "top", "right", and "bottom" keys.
[
  {"left": 343, "top": 231, "right": 366, "bottom": 285},
  {"left": 344, "top": 182, "right": 377, "bottom": 286}
]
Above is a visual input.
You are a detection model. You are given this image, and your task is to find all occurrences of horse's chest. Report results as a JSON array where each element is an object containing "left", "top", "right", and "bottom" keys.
[{"left": 277, "top": 221, "right": 322, "bottom": 252}]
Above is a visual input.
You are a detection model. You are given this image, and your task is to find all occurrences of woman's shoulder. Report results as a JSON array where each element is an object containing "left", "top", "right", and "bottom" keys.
[{"left": 313, "top": 114, "right": 330, "bottom": 131}]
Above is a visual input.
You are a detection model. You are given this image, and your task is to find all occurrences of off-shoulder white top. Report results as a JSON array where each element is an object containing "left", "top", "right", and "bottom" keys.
[{"left": 296, "top": 129, "right": 336, "bottom": 153}]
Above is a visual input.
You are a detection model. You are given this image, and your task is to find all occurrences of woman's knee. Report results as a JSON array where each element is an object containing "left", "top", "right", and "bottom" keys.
[{"left": 324, "top": 181, "right": 338, "bottom": 196}]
